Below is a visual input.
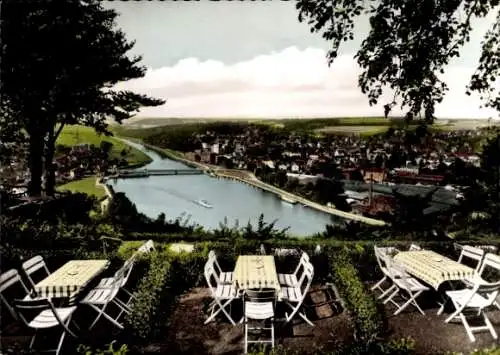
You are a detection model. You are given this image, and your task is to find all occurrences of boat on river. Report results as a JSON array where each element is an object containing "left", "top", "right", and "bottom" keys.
[{"left": 196, "top": 199, "right": 213, "bottom": 208}]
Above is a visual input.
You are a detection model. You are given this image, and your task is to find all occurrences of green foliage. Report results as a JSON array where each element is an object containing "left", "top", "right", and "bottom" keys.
[
  {"left": 57, "top": 125, "right": 152, "bottom": 167},
  {"left": 446, "top": 347, "right": 500, "bottom": 355},
  {"left": 1, "top": 0, "right": 164, "bottom": 195},
  {"left": 296, "top": 0, "right": 499, "bottom": 119},
  {"left": 77, "top": 342, "right": 128, "bottom": 355},
  {"left": 331, "top": 250, "right": 383, "bottom": 345},
  {"left": 58, "top": 177, "right": 107, "bottom": 200},
  {"left": 124, "top": 252, "right": 173, "bottom": 343}
]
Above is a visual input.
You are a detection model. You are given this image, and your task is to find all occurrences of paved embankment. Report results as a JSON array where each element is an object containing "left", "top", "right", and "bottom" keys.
[{"left": 214, "top": 171, "right": 386, "bottom": 226}]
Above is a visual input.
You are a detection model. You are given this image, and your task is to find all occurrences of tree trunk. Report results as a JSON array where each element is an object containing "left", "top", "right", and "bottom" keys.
[
  {"left": 27, "top": 132, "right": 44, "bottom": 197},
  {"left": 44, "top": 127, "right": 56, "bottom": 196}
]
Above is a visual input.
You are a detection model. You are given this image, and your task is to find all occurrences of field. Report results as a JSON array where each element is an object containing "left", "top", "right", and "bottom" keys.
[
  {"left": 57, "top": 125, "right": 152, "bottom": 167},
  {"left": 57, "top": 176, "right": 106, "bottom": 199},
  {"left": 119, "top": 116, "right": 499, "bottom": 136}
]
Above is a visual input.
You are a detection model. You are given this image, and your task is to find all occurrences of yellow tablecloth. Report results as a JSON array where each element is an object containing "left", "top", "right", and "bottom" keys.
[
  {"left": 394, "top": 250, "right": 475, "bottom": 290},
  {"left": 34, "top": 260, "right": 109, "bottom": 298},
  {"left": 233, "top": 255, "right": 280, "bottom": 291}
]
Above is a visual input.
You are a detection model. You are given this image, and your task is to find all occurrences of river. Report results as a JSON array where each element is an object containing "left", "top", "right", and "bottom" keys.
[{"left": 108, "top": 140, "right": 342, "bottom": 237}]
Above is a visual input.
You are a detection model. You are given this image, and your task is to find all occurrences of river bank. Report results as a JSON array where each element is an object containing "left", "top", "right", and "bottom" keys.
[{"left": 118, "top": 138, "right": 386, "bottom": 226}]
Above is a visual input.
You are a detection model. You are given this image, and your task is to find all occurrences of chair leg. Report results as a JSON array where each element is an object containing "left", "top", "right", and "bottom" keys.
[
  {"left": 378, "top": 284, "right": 397, "bottom": 300},
  {"left": 55, "top": 329, "right": 67, "bottom": 355},
  {"left": 29, "top": 330, "right": 37, "bottom": 350},
  {"left": 244, "top": 318, "right": 248, "bottom": 354},
  {"left": 205, "top": 298, "right": 236, "bottom": 325},
  {"left": 482, "top": 310, "right": 498, "bottom": 340},
  {"left": 371, "top": 276, "right": 387, "bottom": 291},
  {"left": 460, "top": 311, "right": 476, "bottom": 342},
  {"left": 393, "top": 291, "right": 424, "bottom": 316}
]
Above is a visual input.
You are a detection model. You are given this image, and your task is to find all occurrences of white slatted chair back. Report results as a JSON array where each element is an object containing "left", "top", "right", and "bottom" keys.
[
  {"left": 14, "top": 297, "right": 76, "bottom": 337},
  {"left": 386, "top": 257, "right": 412, "bottom": 289},
  {"left": 204, "top": 260, "right": 220, "bottom": 292},
  {"left": 137, "top": 240, "right": 155, "bottom": 254},
  {"left": 477, "top": 253, "right": 500, "bottom": 278},
  {"left": 292, "top": 252, "right": 310, "bottom": 277},
  {"left": 244, "top": 288, "right": 277, "bottom": 303},
  {"left": 208, "top": 250, "right": 223, "bottom": 275},
  {"left": 259, "top": 244, "right": 266, "bottom": 255},
  {"left": 458, "top": 246, "right": 485, "bottom": 272},
  {"left": 1, "top": 269, "right": 30, "bottom": 320},
  {"left": 409, "top": 244, "right": 422, "bottom": 251},
  {"left": 374, "top": 246, "right": 399, "bottom": 275},
  {"left": 22, "top": 255, "right": 50, "bottom": 287},
  {"left": 297, "top": 262, "right": 314, "bottom": 295},
  {"left": 114, "top": 259, "right": 134, "bottom": 288}
]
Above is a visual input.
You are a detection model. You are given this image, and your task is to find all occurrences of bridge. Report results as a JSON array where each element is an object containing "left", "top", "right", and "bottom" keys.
[{"left": 115, "top": 168, "right": 204, "bottom": 178}]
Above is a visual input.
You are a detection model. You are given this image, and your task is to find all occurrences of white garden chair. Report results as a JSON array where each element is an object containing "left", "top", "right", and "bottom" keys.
[
  {"left": 243, "top": 288, "right": 277, "bottom": 354},
  {"left": 408, "top": 244, "right": 422, "bottom": 251},
  {"left": 95, "top": 258, "right": 136, "bottom": 312},
  {"left": 204, "top": 260, "right": 238, "bottom": 325},
  {"left": 277, "top": 251, "right": 309, "bottom": 287},
  {"left": 457, "top": 245, "right": 485, "bottom": 272},
  {"left": 445, "top": 279, "right": 500, "bottom": 342},
  {"left": 382, "top": 255, "right": 429, "bottom": 315},
  {"left": 22, "top": 255, "right": 51, "bottom": 288},
  {"left": 136, "top": 239, "right": 155, "bottom": 254},
  {"left": 0, "top": 269, "right": 31, "bottom": 320},
  {"left": 371, "top": 246, "right": 402, "bottom": 299},
  {"left": 80, "top": 262, "right": 133, "bottom": 330},
  {"left": 280, "top": 261, "right": 314, "bottom": 326},
  {"left": 208, "top": 250, "right": 233, "bottom": 284},
  {"left": 14, "top": 297, "right": 79, "bottom": 355}
]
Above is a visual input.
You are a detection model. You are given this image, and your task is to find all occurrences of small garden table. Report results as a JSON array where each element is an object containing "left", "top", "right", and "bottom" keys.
[
  {"left": 394, "top": 250, "right": 475, "bottom": 290},
  {"left": 34, "top": 259, "right": 109, "bottom": 299},
  {"left": 233, "top": 255, "right": 280, "bottom": 292}
]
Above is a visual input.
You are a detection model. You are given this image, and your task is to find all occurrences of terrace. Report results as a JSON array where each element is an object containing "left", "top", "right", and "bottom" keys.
[{"left": 2, "top": 238, "right": 500, "bottom": 355}]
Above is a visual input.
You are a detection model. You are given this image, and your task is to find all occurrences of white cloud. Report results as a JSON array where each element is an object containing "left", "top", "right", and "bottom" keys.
[{"left": 117, "top": 46, "right": 499, "bottom": 119}]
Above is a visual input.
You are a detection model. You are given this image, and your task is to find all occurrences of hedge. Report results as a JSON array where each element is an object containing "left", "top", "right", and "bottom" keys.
[{"left": 331, "top": 249, "right": 383, "bottom": 346}]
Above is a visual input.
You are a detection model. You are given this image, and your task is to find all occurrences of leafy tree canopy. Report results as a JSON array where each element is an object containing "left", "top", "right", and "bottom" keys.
[
  {"left": 296, "top": 0, "right": 500, "bottom": 121},
  {"left": 1, "top": 0, "right": 165, "bottom": 195}
]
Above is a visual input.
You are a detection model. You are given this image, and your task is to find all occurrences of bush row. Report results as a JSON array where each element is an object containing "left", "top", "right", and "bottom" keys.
[
  {"left": 331, "top": 249, "right": 384, "bottom": 347},
  {"left": 123, "top": 252, "right": 173, "bottom": 344}
]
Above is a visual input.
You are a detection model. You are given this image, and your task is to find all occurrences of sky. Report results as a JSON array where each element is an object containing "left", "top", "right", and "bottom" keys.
[{"left": 105, "top": 1, "right": 499, "bottom": 119}]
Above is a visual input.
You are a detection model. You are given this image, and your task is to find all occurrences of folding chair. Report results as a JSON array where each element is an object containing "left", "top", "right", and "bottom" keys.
[
  {"left": 204, "top": 260, "right": 238, "bottom": 325},
  {"left": 22, "top": 255, "right": 51, "bottom": 288},
  {"left": 0, "top": 269, "right": 31, "bottom": 320},
  {"left": 457, "top": 245, "right": 485, "bottom": 272},
  {"left": 137, "top": 239, "right": 155, "bottom": 254},
  {"left": 371, "top": 246, "right": 401, "bottom": 299},
  {"left": 243, "top": 288, "right": 277, "bottom": 354},
  {"left": 208, "top": 250, "right": 233, "bottom": 284},
  {"left": 95, "top": 259, "right": 135, "bottom": 312},
  {"left": 80, "top": 262, "right": 132, "bottom": 330},
  {"left": 260, "top": 244, "right": 267, "bottom": 255},
  {"left": 408, "top": 244, "right": 422, "bottom": 251},
  {"left": 280, "top": 261, "right": 314, "bottom": 326},
  {"left": 445, "top": 280, "right": 500, "bottom": 342},
  {"left": 382, "top": 256, "right": 429, "bottom": 315},
  {"left": 277, "top": 251, "right": 309, "bottom": 287},
  {"left": 14, "top": 297, "right": 79, "bottom": 355}
]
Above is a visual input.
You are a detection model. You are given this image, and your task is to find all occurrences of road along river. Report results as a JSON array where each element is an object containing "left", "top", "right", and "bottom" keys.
[{"left": 108, "top": 140, "right": 349, "bottom": 237}]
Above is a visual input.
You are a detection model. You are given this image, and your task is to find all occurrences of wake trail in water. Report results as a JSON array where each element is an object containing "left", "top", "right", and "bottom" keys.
[{"left": 145, "top": 185, "right": 201, "bottom": 205}]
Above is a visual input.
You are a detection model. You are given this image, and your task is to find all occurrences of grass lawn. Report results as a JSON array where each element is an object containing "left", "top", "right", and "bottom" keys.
[
  {"left": 57, "top": 125, "right": 152, "bottom": 167},
  {"left": 57, "top": 176, "right": 106, "bottom": 199}
]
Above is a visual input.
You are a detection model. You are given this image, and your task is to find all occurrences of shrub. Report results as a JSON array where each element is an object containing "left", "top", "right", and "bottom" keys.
[
  {"left": 124, "top": 252, "right": 173, "bottom": 344},
  {"left": 77, "top": 342, "right": 128, "bottom": 355},
  {"left": 331, "top": 249, "right": 383, "bottom": 346}
]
